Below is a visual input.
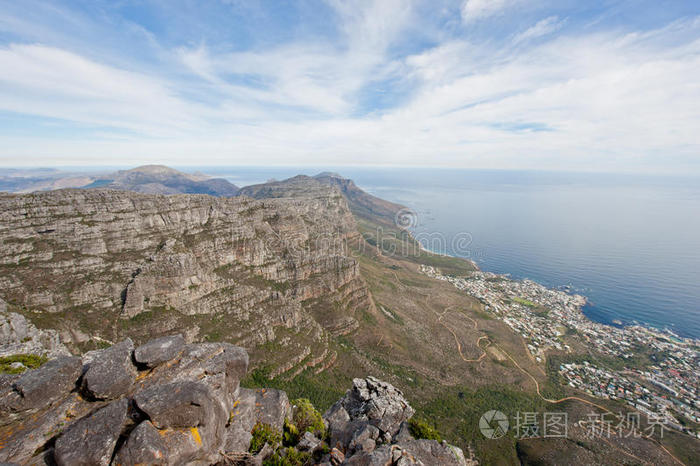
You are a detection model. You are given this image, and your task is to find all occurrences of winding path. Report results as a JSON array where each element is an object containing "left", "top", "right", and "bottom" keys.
[{"left": 390, "top": 269, "right": 686, "bottom": 465}]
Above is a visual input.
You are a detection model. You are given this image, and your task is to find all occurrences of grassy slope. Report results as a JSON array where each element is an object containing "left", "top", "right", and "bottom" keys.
[{"left": 243, "top": 208, "right": 698, "bottom": 464}]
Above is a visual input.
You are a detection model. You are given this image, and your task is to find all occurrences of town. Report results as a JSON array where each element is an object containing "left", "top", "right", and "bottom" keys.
[{"left": 420, "top": 265, "right": 700, "bottom": 438}]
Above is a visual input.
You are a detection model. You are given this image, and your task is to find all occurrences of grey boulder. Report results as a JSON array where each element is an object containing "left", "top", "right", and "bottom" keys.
[
  {"left": 82, "top": 338, "right": 136, "bottom": 400},
  {"left": 112, "top": 420, "right": 168, "bottom": 465},
  {"left": 11, "top": 356, "right": 81, "bottom": 411},
  {"left": 297, "top": 431, "right": 323, "bottom": 453},
  {"left": 133, "top": 334, "right": 184, "bottom": 368},
  {"left": 133, "top": 380, "right": 228, "bottom": 464},
  {"left": 134, "top": 380, "right": 218, "bottom": 429},
  {"left": 54, "top": 398, "right": 128, "bottom": 466}
]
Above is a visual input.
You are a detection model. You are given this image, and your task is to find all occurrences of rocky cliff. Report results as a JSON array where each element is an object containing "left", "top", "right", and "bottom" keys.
[
  {"left": 0, "top": 335, "right": 470, "bottom": 465},
  {"left": 0, "top": 185, "right": 371, "bottom": 376}
]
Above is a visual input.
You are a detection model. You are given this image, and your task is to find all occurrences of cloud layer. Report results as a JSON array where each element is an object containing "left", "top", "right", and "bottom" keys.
[{"left": 0, "top": 0, "right": 699, "bottom": 172}]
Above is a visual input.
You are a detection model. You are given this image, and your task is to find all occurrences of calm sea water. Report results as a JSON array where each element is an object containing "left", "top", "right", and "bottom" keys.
[{"left": 197, "top": 167, "right": 700, "bottom": 340}]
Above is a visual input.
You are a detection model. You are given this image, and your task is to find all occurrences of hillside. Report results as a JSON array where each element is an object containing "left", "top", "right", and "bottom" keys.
[
  {"left": 0, "top": 165, "right": 239, "bottom": 197},
  {"left": 0, "top": 172, "right": 696, "bottom": 465},
  {"left": 86, "top": 165, "right": 240, "bottom": 196}
]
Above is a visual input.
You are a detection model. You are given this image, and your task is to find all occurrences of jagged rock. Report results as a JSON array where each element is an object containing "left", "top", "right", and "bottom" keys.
[
  {"left": 324, "top": 377, "right": 468, "bottom": 466},
  {"left": 11, "top": 356, "right": 81, "bottom": 411},
  {"left": 348, "top": 423, "right": 380, "bottom": 453},
  {"left": 330, "top": 447, "right": 345, "bottom": 465},
  {"left": 82, "top": 338, "right": 136, "bottom": 400},
  {"left": 134, "top": 333, "right": 185, "bottom": 367},
  {"left": 399, "top": 439, "right": 467, "bottom": 466},
  {"left": 297, "top": 431, "right": 323, "bottom": 453},
  {"left": 0, "top": 303, "right": 70, "bottom": 358},
  {"left": 112, "top": 420, "right": 168, "bottom": 465},
  {"left": 324, "top": 376, "right": 414, "bottom": 449},
  {"left": 54, "top": 398, "right": 128, "bottom": 466}
]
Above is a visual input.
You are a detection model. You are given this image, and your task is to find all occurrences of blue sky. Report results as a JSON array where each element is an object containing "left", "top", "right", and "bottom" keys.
[{"left": 1, "top": 0, "right": 699, "bottom": 172}]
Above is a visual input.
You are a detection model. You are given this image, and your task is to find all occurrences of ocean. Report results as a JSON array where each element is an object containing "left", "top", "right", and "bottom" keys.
[{"left": 198, "top": 167, "right": 700, "bottom": 340}]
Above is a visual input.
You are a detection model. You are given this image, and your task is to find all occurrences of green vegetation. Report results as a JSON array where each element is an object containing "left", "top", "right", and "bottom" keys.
[
  {"left": 250, "top": 423, "right": 282, "bottom": 454},
  {"left": 408, "top": 417, "right": 442, "bottom": 441},
  {"left": 264, "top": 447, "right": 311, "bottom": 466},
  {"left": 290, "top": 398, "right": 326, "bottom": 436},
  {"left": 357, "top": 308, "right": 377, "bottom": 325},
  {"left": 512, "top": 297, "right": 536, "bottom": 307},
  {"left": 0, "top": 353, "right": 48, "bottom": 374},
  {"left": 243, "top": 367, "right": 349, "bottom": 413},
  {"left": 416, "top": 385, "right": 546, "bottom": 464},
  {"left": 248, "top": 402, "right": 321, "bottom": 465}
]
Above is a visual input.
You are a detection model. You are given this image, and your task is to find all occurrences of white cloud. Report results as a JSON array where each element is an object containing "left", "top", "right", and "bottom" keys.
[
  {"left": 514, "top": 16, "right": 565, "bottom": 44},
  {"left": 0, "top": 4, "right": 699, "bottom": 174},
  {"left": 461, "top": 0, "right": 521, "bottom": 23}
]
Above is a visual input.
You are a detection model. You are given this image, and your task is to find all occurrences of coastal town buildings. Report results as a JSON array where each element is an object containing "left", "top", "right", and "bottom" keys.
[{"left": 420, "top": 265, "right": 700, "bottom": 437}]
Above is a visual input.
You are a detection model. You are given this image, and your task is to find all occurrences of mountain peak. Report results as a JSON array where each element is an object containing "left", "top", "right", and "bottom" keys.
[{"left": 121, "top": 164, "right": 182, "bottom": 176}]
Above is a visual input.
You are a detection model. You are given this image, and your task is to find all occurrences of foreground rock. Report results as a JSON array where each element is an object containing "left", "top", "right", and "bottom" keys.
[
  {"left": 0, "top": 336, "right": 249, "bottom": 465},
  {"left": 0, "top": 335, "right": 470, "bottom": 465},
  {"left": 8, "top": 355, "right": 82, "bottom": 411},
  {"left": 323, "top": 376, "right": 468, "bottom": 466},
  {"left": 134, "top": 334, "right": 185, "bottom": 367},
  {"left": 82, "top": 338, "right": 137, "bottom": 400},
  {"left": 54, "top": 398, "right": 129, "bottom": 466}
]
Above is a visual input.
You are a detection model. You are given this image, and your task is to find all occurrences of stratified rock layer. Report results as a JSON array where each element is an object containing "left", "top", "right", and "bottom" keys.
[{"left": 0, "top": 187, "right": 372, "bottom": 378}]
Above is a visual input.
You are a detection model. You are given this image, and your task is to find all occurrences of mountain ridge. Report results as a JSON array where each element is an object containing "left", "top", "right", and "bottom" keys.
[{"left": 0, "top": 166, "right": 695, "bottom": 465}]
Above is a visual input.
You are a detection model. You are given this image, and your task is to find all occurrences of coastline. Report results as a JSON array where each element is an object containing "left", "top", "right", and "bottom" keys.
[
  {"left": 415, "top": 236, "right": 700, "bottom": 344},
  {"left": 420, "top": 263, "right": 700, "bottom": 433}
]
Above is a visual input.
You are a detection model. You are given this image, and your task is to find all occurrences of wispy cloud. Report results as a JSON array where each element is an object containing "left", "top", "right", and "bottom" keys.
[
  {"left": 0, "top": 0, "right": 699, "bottom": 173},
  {"left": 461, "top": 0, "right": 523, "bottom": 23},
  {"left": 514, "top": 16, "right": 565, "bottom": 44}
]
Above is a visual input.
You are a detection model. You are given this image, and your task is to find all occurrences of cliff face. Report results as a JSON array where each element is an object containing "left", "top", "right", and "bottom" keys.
[{"left": 0, "top": 186, "right": 371, "bottom": 375}]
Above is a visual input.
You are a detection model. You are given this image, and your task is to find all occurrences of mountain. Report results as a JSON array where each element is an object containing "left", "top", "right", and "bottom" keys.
[
  {"left": 86, "top": 164, "right": 240, "bottom": 196},
  {"left": 237, "top": 174, "right": 332, "bottom": 200},
  {"left": 0, "top": 170, "right": 695, "bottom": 465},
  {"left": 0, "top": 185, "right": 365, "bottom": 376},
  {"left": 313, "top": 172, "right": 404, "bottom": 227},
  {"left": 0, "top": 165, "right": 239, "bottom": 197},
  {"left": 238, "top": 172, "right": 405, "bottom": 227}
]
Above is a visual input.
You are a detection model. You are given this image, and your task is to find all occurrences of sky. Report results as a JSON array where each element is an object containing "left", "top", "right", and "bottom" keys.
[{"left": 1, "top": 0, "right": 699, "bottom": 173}]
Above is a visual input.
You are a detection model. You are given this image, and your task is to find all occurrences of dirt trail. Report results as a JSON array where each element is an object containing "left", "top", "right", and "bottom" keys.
[{"left": 391, "top": 269, "right": 685, "bottom": 466}]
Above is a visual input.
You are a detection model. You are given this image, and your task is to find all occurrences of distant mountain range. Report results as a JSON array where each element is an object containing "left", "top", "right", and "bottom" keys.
[
  {"left": 0, "top": 166, "right": 403, "bottom": 226},
  {"left": 0, "top": 165, "right": 239, "bottom": 197}
]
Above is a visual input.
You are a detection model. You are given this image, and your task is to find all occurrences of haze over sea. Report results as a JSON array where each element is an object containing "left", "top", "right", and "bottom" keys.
[{"left": 206, "top": 167, "right": 700, "bottom": 340}]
